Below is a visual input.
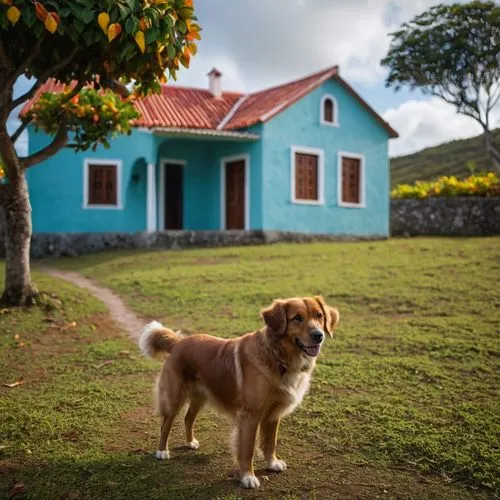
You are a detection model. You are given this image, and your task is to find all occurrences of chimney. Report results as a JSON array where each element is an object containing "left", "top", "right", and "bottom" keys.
[{"left": 208, "top": 67, "right": 222, "bottom": 97}]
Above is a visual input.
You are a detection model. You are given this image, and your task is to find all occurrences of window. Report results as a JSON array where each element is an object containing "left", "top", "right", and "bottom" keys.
[
  {"left": 338, "top": 153, "right": 365, "bottom": 207},
  {"left": 84, "top": 159, "right": 122, "bottom": 208},
  {"left": 320, "top": 94, "right": 338, "bottom": 126},
  {"left": 291, "top": 147, "right": 324, "bottom": 204}
]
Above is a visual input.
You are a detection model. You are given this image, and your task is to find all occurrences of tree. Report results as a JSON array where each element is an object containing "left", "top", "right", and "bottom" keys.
[
  {"left": 381, "top": 1, "right": 500, "bottom": 173},
  {"left": 0, "top": 0, "right": 200, "bottom": 306}
]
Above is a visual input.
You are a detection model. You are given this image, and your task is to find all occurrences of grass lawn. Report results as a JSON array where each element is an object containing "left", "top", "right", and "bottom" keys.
[{"left": 1, "top": 238, "right": 499, "bottom": 499}]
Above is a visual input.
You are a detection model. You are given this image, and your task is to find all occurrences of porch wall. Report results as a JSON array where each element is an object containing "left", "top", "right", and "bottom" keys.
[{"left": 156, "top": 134, "right": 263, "bottom": 231}]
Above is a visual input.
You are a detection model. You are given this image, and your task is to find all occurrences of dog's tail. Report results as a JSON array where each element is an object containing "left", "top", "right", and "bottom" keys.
[{"left": 139, "top": 321, "right": 181, "bottom": 361}]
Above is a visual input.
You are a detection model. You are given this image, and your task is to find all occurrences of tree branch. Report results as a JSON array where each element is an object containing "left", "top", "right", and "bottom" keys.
[
  {"left": 5, "top": 37, "right": 44, "bottom": 91},
  {"left": 20, "top": 123, "right": 68, "bottom": 168},
  {"left": 9, "top": 47, "right": 79, "bottom": 112},
  {"left": 0, "top": 34, "right": 11, "bottom": 74},
  {"left": 10, "top": 119, "right": 31, "bottom": 144}
]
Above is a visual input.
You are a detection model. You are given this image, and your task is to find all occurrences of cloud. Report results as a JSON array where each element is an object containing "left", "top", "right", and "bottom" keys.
[
  {"left": 176, "top": 0, "right": 450, "bottom": 91},
  {"left": 384, "top": 97, "right": 500, "bottom": 157}
]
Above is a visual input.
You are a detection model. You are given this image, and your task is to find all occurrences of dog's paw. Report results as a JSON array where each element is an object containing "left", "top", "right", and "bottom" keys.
[
  {"left": 187, "top": 439, "right": 199, "bottom": 450},
  {"left": 155, "top": 450, "right": 170, "bottom": 460},
  {"left": 240, "top": 473, "right": 260, "bottom": 489},
  {"left": 267, "top": 459, "right": 287, "bottom": 472}
]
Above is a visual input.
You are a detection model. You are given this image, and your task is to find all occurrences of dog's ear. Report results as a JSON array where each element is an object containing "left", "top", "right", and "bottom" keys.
[
  {"left": 261, "top": 300, "right": 288, "bottom": 336},
  {"left": 314, "top": 296, "right": 340, "bottom": 337}
]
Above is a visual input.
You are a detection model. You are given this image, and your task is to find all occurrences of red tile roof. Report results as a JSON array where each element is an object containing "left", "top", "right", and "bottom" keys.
[
  {"left": 135, "top": 86, "right": 243, "bottom": 129},
  {"left": 21, "top": 65, "right": 398, "bottom": 138}
]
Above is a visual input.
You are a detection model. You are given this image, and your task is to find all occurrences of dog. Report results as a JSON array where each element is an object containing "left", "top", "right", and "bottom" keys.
[{"left": 139, "top": 296, "right": 340, "bottom": 489}]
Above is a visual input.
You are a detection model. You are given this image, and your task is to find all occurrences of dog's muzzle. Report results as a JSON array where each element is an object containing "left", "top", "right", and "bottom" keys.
[{"left": 295, "top": 329, "right": 324, "bottom": 357}]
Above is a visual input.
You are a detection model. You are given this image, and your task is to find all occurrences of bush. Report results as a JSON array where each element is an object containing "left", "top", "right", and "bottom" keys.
[{"left": 391, "top": 173, "right": 500, "bottom": 199}]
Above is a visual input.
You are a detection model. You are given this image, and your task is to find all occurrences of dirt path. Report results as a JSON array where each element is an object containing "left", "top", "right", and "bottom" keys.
[{"left": 42, "top": 268, "right": 144, "bottom": 340}]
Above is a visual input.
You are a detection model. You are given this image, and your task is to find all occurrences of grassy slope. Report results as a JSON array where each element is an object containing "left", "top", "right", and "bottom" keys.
[
  {"left": 38, "top": 238, "right": 500, "bottom": 498},
  {"left": 391, "top": 128, "right": 500, "bottom": 187}
]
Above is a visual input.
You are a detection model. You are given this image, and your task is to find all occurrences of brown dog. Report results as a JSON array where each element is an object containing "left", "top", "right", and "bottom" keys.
[{"left": 139, "top": 296, "right": 339, "bottom": 489}]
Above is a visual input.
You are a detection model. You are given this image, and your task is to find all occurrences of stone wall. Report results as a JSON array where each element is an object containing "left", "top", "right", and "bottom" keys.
[
  {"left": 391, "top": 197, "right": 500, "bottom": 236},
  {"left": 0, "top": 230, "right": 386, "bottom": 259}
]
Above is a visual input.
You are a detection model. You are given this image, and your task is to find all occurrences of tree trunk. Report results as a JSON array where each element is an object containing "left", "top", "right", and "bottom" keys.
[
  {"left": 0, "top": 175, "right": 38, "bottom": 306},
  {"left": 484, "top": 129, "right": 500, "bottom": 174}
]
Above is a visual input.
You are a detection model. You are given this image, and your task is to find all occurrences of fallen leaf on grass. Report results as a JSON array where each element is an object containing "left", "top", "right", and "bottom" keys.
[
  {"left": 60, "top": 321, "right": 77, "bottom": 331},
  {"left": 94, "top": 360, "right": 113, "bottom": 369},
  {"left": 3, "top": 379, "right": 24, "bottom": 388},
  {"left": 0, "top": 308, "right": 10, "bottom": 315},
  {"left": 118, "top": 350, "right": 130, "bottom": 356},
  {"left": 8, "top": 482, "right": 25, "bottom": 499}
]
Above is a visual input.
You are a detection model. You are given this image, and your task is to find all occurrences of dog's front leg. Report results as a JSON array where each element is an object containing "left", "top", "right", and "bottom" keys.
[
  {"left": 237, "top": 411, "right": 260, "bottom": 488},
  {"left": 260, "top": 417, "right": 287, "bottom": 472}
]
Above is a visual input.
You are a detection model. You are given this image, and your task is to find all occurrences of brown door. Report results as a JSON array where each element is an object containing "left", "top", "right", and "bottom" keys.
[
  {"left": 342, "top": 157, "right": 361, "bottom": 204},
  {"left": 225, "top": 160, "right": 245, "bottom": 230},
  {"left": 165, "top": 163, "right": 183, "bottom": 229}
]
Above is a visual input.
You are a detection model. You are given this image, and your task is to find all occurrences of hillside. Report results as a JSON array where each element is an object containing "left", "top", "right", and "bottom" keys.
[{"left": 390, "top": 128, "right": 500, "bottom": 187}]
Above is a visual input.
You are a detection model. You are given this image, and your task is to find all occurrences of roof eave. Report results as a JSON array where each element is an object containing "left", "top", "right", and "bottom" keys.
[{"left": 149, "top": 127, "right": 260, "bottom": 141}]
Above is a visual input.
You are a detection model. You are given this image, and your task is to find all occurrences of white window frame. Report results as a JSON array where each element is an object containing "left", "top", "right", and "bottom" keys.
[
  {"left": 290, "top": 146, "right": 325, "bottom": 205},
  {"left": 220, "top": 153, "right": 250, "bottom": 230},
  {"left": 337, "top": 151, "right": 366, "bottom": 208},
  {"left": 83, "top": 158, "right": 123, "bottom": 210},
  {"left": 320, "top": 94, "right": 339, "bottom": 127},
  {"left": 158, "top": 158, "right": 187, "bottom": 230}
]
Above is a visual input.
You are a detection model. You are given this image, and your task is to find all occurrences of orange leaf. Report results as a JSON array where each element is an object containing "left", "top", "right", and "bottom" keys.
[
  {"left": 6, "top": 5, "right": 21, "bottom": 25},
  {"left": 107, "top": 23, "right": 122, "bottom": 42},
  {"left": 139, "top": 17, "right": 150, "bottom": 31},
  {"left": 44, "top": 12, "right": 59, "bottom": 33},
  {"left": 187, "top": 42, "right": 197, "bottom": 56},
  {"left": 185, "top": 0, "right": 193, "bottom": 6},
  {"left": 134, "top": 31, "right": 146, "bottom": 54},
  {"left": 34, "top": 1, "right": 48, "bottom": 21},
  {"left": 98, "top": 12, "right": 110, "bottom": 33}
]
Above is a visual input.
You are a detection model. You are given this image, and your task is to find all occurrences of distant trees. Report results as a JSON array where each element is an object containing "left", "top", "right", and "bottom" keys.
[{"left": 382, "top": 1, "right": 500, "bottom": 173}]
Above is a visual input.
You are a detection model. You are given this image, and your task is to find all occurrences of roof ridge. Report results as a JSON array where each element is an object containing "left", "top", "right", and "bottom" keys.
[
  {"left": 247, "top": 65, "right": 338, "bottom": 97},
  {"left": 216, "top": 94, "right": 250, "bottom": 130}
]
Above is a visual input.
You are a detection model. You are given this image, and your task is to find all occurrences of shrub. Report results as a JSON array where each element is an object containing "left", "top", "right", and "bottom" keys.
[{"left": 391, "top": 173, "right": 500, "bottom": 199}]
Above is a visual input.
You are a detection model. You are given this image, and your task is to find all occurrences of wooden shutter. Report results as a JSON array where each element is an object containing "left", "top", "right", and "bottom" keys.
[
  {"left": 295, "top": 153, "right": 318, "bottom": 201},
  {"left": 88, "top": 164, "right": 117, "bottom": 205},
  {"left": 341, "top": 157, "right": 361, "bottom": 204},
  {"left": 324, "top": 98, "right": 334, "bottom": 123}
]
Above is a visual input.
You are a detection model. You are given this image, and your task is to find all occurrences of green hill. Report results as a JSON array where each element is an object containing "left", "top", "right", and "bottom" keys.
[{"left": 390, "top": 128, "right": 500, "bottom": 187}]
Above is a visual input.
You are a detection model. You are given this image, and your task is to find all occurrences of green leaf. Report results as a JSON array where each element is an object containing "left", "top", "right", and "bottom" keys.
[
  {"left": 145, "top": 28, "right": 159, "bottom": 44},
  {"left": 176, "top": 19, "right": 187, "bottom": 34},
  {"left": 22, "top": 7, "right": 36, "bottom": 28},
  {"left": 125, "top": 16, "right": 139, "bottom": 34},
  {"left": 83, "top": 29, "right": 94, "bottom": 46},
  {"left": 81, "top": 9, "right": 94, "bottom": 24},
  {"left": 33, "top": 21, "right": 44, "bottom": 39},
  {"left": 73, "top": 18, "right": 85, "bottom": 34},
  {"left": 166, "top": 44, "right": 176, "bottom": 59}
]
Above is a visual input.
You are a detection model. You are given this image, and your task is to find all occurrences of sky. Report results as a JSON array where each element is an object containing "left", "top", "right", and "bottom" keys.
[{"left": 10, "top": 0, "right": 500, "bottom": 158}]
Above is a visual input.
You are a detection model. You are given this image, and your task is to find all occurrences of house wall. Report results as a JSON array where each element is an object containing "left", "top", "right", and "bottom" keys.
[
  {"left": 26, "top": 128, "right": 155, "bottom": 233},
  {"left": 260, "top": 79, "right": 391, "bottom": 236},
  {"left": 156, "top": 130, "right": 263, "bottom": 230}
]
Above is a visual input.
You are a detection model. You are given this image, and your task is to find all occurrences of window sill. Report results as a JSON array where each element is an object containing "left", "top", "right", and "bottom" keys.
[
  {"left": 82, "top": 204, "right": 123, "bottom": 210},
  {"left": 338, "top": 201, "right": 366, "bottom": 209},
  {"left": 320, "top": 120, "right": 339, "bottom": 127},
  {"left": 291, "top": 199, "right": 325, "bottom": 206}
]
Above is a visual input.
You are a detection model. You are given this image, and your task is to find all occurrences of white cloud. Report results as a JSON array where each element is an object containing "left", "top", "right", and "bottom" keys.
[
  {"left": 175, "top": 0, "right": 452, "bottom": 91},
  {"left": 384, "top": 97, "right": 500, "bottom": 157}
]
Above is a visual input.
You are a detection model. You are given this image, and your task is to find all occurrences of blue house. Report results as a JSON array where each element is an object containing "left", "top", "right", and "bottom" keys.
[{"left": 24, "top": 66, "right": 398, "bottom": 237}]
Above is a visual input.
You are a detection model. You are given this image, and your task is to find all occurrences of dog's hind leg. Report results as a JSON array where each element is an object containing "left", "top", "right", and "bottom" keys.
[
  {"left": 156, "top": 372, "right": 186, "bottom": 460},
  {"left": 184, "top": 394, "right": 206, "bottom": 450}
]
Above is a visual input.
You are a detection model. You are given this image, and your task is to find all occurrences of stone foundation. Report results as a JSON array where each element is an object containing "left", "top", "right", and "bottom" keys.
[{"left": 391, "top": 197, "right": 500, "bottom": 236}]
